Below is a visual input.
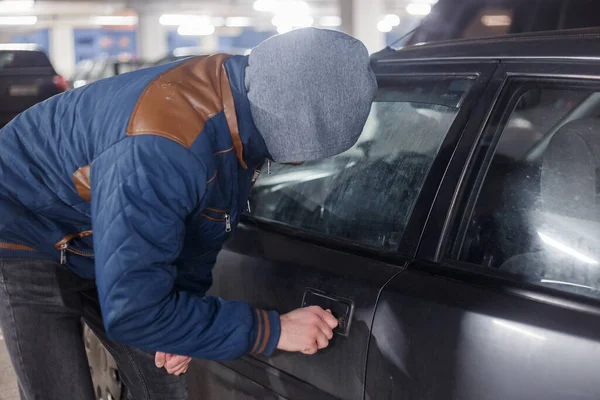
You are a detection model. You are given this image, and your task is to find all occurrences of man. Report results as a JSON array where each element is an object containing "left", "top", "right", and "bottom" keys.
[{"left": 0, "top": 27, "right": 376, "bottom": 399}]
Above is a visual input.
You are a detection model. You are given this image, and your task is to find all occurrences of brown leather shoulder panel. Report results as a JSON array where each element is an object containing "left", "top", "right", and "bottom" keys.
[
  {"left": 73, "top": 165, "right": 91, "bottom": 202},
  {"left": 127, "top": 54, "right": 231, "bottom": 149}
]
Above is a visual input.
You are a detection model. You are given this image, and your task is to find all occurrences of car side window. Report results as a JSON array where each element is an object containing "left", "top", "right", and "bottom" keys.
[
  {"left": 454, "top": 80, "right": 600, "bottom": 299},
  {"left": 249, "top": 76, "right": 474, "bottom": 250}
]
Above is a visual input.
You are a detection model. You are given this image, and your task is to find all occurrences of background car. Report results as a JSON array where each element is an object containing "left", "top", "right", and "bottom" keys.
[
  {"left": 0, "top": 44, "right": 68, "bottom": 128},
  {"left": 71, "top": 56, "right": 145, "bottom": 89}
]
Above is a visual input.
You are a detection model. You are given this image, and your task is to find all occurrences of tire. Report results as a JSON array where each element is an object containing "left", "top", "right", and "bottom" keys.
[{"left": 83, "top": 323, "right": 125, "bottom": 400}]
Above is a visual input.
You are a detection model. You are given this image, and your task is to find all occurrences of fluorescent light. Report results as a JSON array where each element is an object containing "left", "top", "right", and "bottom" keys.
[
  {"left": 377, "top": 20, "right": 392, "bottom": 33},
  {"left": 406, "top": 2, "right": 432, "bottom": 16},
  {"left": 481, "top": 15, "right": 512, "bottom": 27},
  {"left": 540, "top": 279, "right": 595, "bottom": 291},
  {"left": 318, "top": 16, "right": 341, "bottom": 27},
  {"left": 538, "top": 232, "right": 599, "bottom": 265},
  {"left": 277, "top": 25, "right": 292, "bottom": 34},
  {"left": 91, "top": 16, "right": 138, "bottom": 26},
  {"left": 0, "top": 0, "right": 34, "bottom": 13},
  {"left": 493, "top": 319, "right": 546, "bottom": 341},
  {"left": 0, "top": 15, "right": 36, "bottom": 25},
  {"left": 271, "top": 14, "right": 312, "bottom": 28},
  {"left": 0, "top": 42, "right": 37, "bottom": 50},
  {"left": 212, "top": 17, "right": 225, "bottom": 27},
  {"left": 384, "top": 14, "right": 400, "bottom": 27},
  {"left": 159, "top": 14, "right": 210, "bottom": 26},
  {"left": 274, "top": 0, "right": 309, "bottom": 16},
  {"left": 225, "top": 17, "right": 252, "bottom": 27},
  {"left": 253, "top": 0, "right": 277, "bottom": 12},
  {"left": 177, "top": 24, "right": 215, "bottom": 36}
]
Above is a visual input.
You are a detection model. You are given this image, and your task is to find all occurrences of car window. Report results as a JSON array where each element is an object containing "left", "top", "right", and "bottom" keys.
[
  {"left": 249, "top": 77, "right": 474, "bottom": 250},
  {"left": 0, "top": 51, "right": 51, "bottom": 69},
  {"left": 453, "top": 81, "right": 600, "bottom": 299}
]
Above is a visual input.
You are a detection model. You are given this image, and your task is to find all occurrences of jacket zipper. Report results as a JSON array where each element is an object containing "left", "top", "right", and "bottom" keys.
[
  {"left": 55, "top": 231, "right": 94, "bottom": 265},
  {"left": 225, "top": 213, "right": 232, "bottom": 232}
]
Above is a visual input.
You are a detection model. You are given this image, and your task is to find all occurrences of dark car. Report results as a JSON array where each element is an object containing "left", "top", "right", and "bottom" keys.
[
  {"left": 407, "top": 0, "right": 600, "bottom": 45},
  {"left": 87, "top": 29, "right": 600, "bottom": 399},
  {"left": 0, "top": 45, "right": 67, "bottom": 127}
]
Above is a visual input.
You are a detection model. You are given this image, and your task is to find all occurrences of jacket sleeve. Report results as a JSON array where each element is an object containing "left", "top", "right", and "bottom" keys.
[{"left": 91, "top": 136, "right": 281, "bottom": 360}]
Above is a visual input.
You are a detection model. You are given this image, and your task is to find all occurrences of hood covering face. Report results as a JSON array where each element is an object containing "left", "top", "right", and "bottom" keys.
[{"left": 245, "top": 27, "right": 377, "bottom": 163}]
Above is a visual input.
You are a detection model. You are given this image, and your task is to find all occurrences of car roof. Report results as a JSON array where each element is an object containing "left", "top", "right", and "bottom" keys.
[{"left": 372, "top": 28, "right": 600, "bottom": 64}]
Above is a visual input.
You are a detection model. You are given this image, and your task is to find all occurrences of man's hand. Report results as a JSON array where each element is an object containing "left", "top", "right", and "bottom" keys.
[
  {"left": 277, "top": 306, "right": 338, "bottom": 355},
  {"left": 155, "top": 352, "right": 192, "bottom": 376}
]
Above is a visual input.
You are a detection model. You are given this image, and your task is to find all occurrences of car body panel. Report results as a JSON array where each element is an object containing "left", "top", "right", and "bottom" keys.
[{"left": 189, "top": 224, "right": 403, "bottom": 399}]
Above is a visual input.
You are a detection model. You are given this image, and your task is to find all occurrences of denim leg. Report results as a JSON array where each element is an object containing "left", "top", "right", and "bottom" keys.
[
  {"left": 81, "top": 288, "right": 188, "bottom": 400},
  {"left": 0, "top": 259, "right": 96, "bottom": 400}
]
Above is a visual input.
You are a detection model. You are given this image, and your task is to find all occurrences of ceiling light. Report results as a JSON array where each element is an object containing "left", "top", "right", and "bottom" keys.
[
  {"left": 318, "top": 16, "right": 341, "bottom": 27},
  {"left": 225, "top": 17, "right": 252, "bottom": 27},
  {"left": 377, "top": 20, "right": 392, "bottom": 33},
  {"left": 271, "top": 14, "right": 312, "bottom": 28},
  {"left": 277, "top": 25, "right": 293, "bottom": 34},
  {"left": 0, "top": 0, "right": 34, "bottom": 13},
  {"left": 177, "top": 24, "right": 215, "bottom": 36},
  {"left": 481, "top": 15, "right": 512, "bottom": 27},
  {"left": 0, "top": 15, "right": 36, "bottom": 25},
  {"left": 91, "top": 16, "right": 138, "bottom": 26},
  {"left": 160, "top": 14, "right": 211, "bottom": 26},
  {"left": 273, "top": 0, "right": 309, "bottom": 16},
  {"left": 406, "top": 3, "right": 432, "bottom": 16},
  {"left": 0, "top": 43, "right": 37, "bottom": 50},
  {"left": 211, "top": 17, "right": 225, "bottom": 27},
  {"left": 384, "top": 14, "right": 400, "bottom": 27},
  {"left": 253, "top": 0, "right": 277, "bottom": 12}
]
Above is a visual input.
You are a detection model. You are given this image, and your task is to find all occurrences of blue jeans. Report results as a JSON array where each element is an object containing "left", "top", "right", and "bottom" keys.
[{"left": 0, "top": 259, "right": 188, "bottom": 400}]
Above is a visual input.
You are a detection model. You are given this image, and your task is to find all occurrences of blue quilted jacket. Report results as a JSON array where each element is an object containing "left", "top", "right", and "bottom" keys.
[{"left": 0, "top": 54, "right": 280, "bottom": 359}]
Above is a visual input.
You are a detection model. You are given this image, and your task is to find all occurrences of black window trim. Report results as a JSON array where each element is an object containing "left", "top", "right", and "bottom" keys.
[{"left": 244, "top": 61, "right": 498, "bottom": 261}]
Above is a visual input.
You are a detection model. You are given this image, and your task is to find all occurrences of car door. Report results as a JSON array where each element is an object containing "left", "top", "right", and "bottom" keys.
[
  {"left": 367, "top": 61, "right": 600, "bottom": 400},
  {"left": 186, "top": 60, "right": 496, "bottom": 400}
]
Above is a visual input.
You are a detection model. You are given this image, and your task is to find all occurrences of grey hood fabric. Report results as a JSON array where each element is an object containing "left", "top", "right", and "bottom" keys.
[{"left": 245, "top": 27, "right": 377, "bottom": 163}]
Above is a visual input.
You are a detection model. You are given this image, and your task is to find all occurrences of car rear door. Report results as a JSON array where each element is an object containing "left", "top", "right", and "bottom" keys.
[
  {"left": 187, "top": 60, "right": 497, "bottom": 400},
  {"left": 367, "top": 61, "right": 600, "bottom": 399}
]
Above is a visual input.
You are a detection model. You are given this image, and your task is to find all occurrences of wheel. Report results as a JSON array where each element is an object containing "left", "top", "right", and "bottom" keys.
[{"left": 83, "top": 323, "right": 124, "bottom": 400}]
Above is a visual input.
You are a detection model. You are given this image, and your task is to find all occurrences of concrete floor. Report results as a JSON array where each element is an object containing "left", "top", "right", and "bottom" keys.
[{"left": 0, "top": 332, "right": 19, "bottom": 400}]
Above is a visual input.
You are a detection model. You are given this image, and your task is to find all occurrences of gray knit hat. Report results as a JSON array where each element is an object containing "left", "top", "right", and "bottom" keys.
[{"left": 245, "top": 27, "right": 377, "bottom": 163}]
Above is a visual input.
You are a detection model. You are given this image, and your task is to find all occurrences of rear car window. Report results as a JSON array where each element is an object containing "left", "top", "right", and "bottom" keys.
[
  {"left": 0, "top": 50, "right": 51, "bottom": 69},
  {"left": 452, "top": 80, "right": 600, "bottom": 300},
  {"left": 249, "top": 77, "right": 474, "bottom": 250}
]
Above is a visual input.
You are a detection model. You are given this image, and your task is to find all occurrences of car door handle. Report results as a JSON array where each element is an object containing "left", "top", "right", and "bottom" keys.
[{"left": 301, "top": 288, "right": 354, "bottom": 337}]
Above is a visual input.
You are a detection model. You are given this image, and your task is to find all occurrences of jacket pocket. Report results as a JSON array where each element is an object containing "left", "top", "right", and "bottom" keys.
[
  {"left": 54, "top": 231, "right": 94, "bottom": 265},
  {"left": 200, "top": 208, "right": 232, "bottom": 233}
]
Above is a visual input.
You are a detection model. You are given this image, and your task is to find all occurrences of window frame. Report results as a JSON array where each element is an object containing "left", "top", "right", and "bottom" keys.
[
  {"left": 243, "top": 60, "right": 498, "bottom": 260},
  {"left": 417, "top": 60, "right": 600, "bottom": 309}
]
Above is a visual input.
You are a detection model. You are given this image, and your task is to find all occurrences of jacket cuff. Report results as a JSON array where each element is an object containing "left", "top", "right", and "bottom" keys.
[{"left": 249, "top": 309, "right": 281, "bottom": 356}]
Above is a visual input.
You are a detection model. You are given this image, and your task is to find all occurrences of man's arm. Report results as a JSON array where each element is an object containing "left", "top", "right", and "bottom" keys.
[{"left": 91, "top": 135, "right": 280, "bottom": 359}]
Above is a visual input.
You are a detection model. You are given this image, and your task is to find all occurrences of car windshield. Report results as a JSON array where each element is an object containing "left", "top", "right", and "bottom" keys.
[
  {"left": 249, "top": 77, "right": 473, "bottom": 249},
  {"left": 0, "top": 50, "right": 51, "bottom": 69}
]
